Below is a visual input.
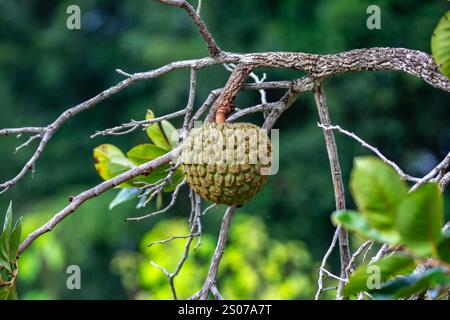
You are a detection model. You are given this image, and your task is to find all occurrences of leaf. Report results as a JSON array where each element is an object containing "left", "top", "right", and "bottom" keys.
[
  {"left": 145, "top": 110, "right": 172, "bottom": 150},
  {"left": 126, "top": 144, "right": 168, "bottom": 166},
  {"left": 350, "top": 157, "right": 407, "bottom": 237},
  {"left": 343, "top": 254, "right": 415, "bottom": 297},
  {"left": 437, "top": 231, "right": 450, "bottom": 264},
  {"left": 156, "top": 193, "right": 163, "bottom": 210},
  {"left": 370, "top": 268, "right": 450, "bottom": 300},
  {"left": 396, "top": 183, "right": 443, "bottom": 257},
  {"left": 93, "top": 144, "right": 135, "bottom": 188},
  {"left": 0, "top": 283, "right": 18, "bottom": 300},
  {"left": 9, "top": 217, "right": 22, "bottom": 262},
  {"left": 0, "top": 202, "right": 13, "bottom": 272},
  {"left": 161, "top": 120, "right": 179, "bottom": 148},
  {"left": 431, "top": 11, "right": 450, "bottom": 78},
  {"left": 332, "top": 210, "right": 395, "bottom": 243},
  {"left": 109, "top": 188, "right": 140, "bottom": 210}
]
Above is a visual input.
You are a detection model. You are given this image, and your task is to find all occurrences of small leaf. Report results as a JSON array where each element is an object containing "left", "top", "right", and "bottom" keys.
[
  {"left": 0, "top": 202, "right": 13, "bottom": 272},
  {"left": 146, "top": 110, "right": 172, "bottom": 150},
  {"left": 93, "top": 144, "right": 135, "bottom": 188},
  {"left": 161, "top": 120, "right": 179, "bottom": 148},
  {"left": 343, "top": 254, "right": 415, "bottom": 297},
  {"left": 396, "top": 183, "right": 443, "bottom": 257},
  {"left": 437, "top": 232, "right": 450, "bottom": 264},
  {"left": 156, "top": 193, "right": 163, "bottom": 210},
  {"left": 109, "top": 188, "right": 140, "bottom": 210},
  {"left": 9, "top": 217, "right": 22, "bottom": 262},
  {"left": 332, "top": 210, "right": 397, "bottom": 244},
  {"left": 350, "top": 157, "right": 408, "bottom": 235},
  {"left": 126, "top": 144, "right": 168, "bottom": 166},
  {"left": 431, "top": 11, "right": 450, "bottom": 78}
]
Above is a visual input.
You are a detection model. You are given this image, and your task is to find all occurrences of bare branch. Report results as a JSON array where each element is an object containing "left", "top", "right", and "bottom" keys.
[
  {"left": 190, "top": 205, "right": 237, "bottom": 300},
  {"left": 318, "top": 123, "right": 421, "bottom": 182},
  {"left": 126, "top": 179, "right": 187, "bottom": 221},
  {"left": 411, "top": 151, "right": 450, "bottom": 192},
  {"left": 147, "top": 233, "right": 200, "bottom": 247},
  {"left": 181, "top": 68, "right": 198, "bottom": 140},
  {"left": 154, "top": 0, "right": 221, "bottom": 57},
  {"left": 91, "top": 109, "right": 186, "bottom": 138},
  {"left": 0, "top": 127, "right": 46, "bottom": 136},
  {"left": 314, "top": 82, "right": 351, "bottom": 299}
]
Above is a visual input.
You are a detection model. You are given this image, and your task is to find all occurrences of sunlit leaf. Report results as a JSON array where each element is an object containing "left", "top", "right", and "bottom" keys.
[
  {"left": 0, "top": 283, "right": 18, "bottom": 300},
  {"left": 0, "top": 202, "right": 13, "bottom": 272},
  {"left": 343, "top": 254, "right": 415, "bottom": 297},
  {"left": 161, "top": 120, "right": 179, "bottom": 148},
  {"left": 350, "top": 157, "right": 407, "bottom": 236},
  {"left": 437, "top": 232, "right": 450, "bottom": 263},
  {"left": 145, "top": 110, "right": 172, "bottom": 150},
  {"left": 396, "top": 183, "right": 443, "bottom": 257},
  {"left": 93, "top": 144, "right": 135, "bottom": 188},
  {"left": 9, "top": 217, "right": 22, "bottom": 262},
  {"left": 431, "top": 11, "right": 450, "bottom": 78},
  {"left": 126, "top": 144, "right": 168, "bottom": 166}
]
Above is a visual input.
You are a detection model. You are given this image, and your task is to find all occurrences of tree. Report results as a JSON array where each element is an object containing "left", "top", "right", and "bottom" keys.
[{"left": 0, "top": 0, "right": 449, "bottom": 300}]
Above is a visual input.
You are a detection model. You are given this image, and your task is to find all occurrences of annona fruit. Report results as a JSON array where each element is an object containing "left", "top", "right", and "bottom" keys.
[{"left": 180, "top": 122, "right": 272, "bottom": 205}]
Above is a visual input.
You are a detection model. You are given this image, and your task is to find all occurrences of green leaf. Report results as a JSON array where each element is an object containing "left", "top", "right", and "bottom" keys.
[
  {"left": 145, "top": 110, "right": 172, "bottom": 150},
  {"left": 156, "top": 193, "right": 163, "bottom": 210},
  {"left": 396, "top": 183, "right": 443, "bottom": 257},
  {"left": 109, "top": 188, "right": 140, "bottom": 210},
  {"left": 332, "top": 210, "right": 395, "bottom": 243},
  {"left": 343, "top": 254, "right": 415, "bottom": 297},
  {"left": 0, "top": 283, "right": 18, "bottom": 300},
  {"left": 437, "top": 231, "right": 450, "bottom": 264},
  {"left": 126, "top": 144, "right": 168, "bottom": 166},
  {"left": 370, "top": 268, "right": 450, "bottom": 300},
  {"left": 161, "top": 120, "right": 179, "bottom": 148},
  {"left": 431, "top": 11, "right": 450, "bottom": 78},
  {"left": 93, "top": 144, "right": 135, "bottom": 188},
  {"left": 0, "top": 202, "right": 13, "bottom": 272},
  {"left": 9, "top": 217, "right": 22, "bottom": 262},
  {"left": 350, "top": 157, "right": 407, "bottom": 237}
]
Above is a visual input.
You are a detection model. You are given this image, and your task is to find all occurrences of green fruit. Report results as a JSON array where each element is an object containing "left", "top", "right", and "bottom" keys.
[{"left": 180, "top": 122, "right": 272, "bottom": 205}]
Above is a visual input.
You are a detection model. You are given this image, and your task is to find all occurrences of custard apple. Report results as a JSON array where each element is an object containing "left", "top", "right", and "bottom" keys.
[{"left": 180, "top": 122, "right": 272, "bottom": 205}]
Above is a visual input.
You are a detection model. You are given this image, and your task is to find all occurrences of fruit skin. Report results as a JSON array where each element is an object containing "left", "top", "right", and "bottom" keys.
[{"left": 180, "top": 122, "right": 272, "bottom": 205}]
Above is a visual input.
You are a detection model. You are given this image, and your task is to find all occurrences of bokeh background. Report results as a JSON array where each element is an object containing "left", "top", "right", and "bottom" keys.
[{"left": 0, "top": 0, "right": 449, "bottom": 299}]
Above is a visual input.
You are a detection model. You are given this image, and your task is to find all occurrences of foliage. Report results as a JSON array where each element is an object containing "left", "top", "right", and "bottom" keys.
[
  {"left": 93, "top": 110, "right": 184, "bottom": 210},
  {"left": 111, "top": 214, "right": 315, "bottom": 299},
  {"left": 0, "top": 203, "right": 22, "bottom": 300},
  {"left": 333, "top": 157, "right": 450, "bottom": 299},
  {"left": 431, "top": 10, "right": 450, "bottom": 78}
]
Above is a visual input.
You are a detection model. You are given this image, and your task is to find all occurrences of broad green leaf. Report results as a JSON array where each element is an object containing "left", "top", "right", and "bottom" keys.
[
  {"left": 146, "top": 110, "right": 172, "bottom": 150},
  {"left": 437, "top": 231, "right": 450, "bottom": 264},
  {"left": 93, "top": 144, "right": 135, "bottom": 188},
  {"left": 350, "top": 157, "right": 408, "bottom": 235},
  {"left": 126, "top": 144, "right": 168, "bottom": 166},
  {"left": 0, "top": 202, "right": 13, "bottom": 272},
  {"left": 431, "top": 11, "right": 450, "bottom": 78},
  {"left": 343, "top": 254, "right": 415, "bottom": 297},
  {"left": 332, "top": 210, "right": 397, "bottom": 243},
  {"left": 370, "top": 268, "right": 450, "bottom": 300},
  {"left": 396, "top": 183, "right": 443, "bottom": 257},
  {"left": 9, "top": 217, "right": 22, "bottom": 262},
  {"left": 0, "top": 283, "right": 18, "bottom": 300},
  {"left": 161, "top": 120, "right": 179, "bottom": 148},
  {"left": 109, "top": 188, "right": 140, "bottom": 210}
]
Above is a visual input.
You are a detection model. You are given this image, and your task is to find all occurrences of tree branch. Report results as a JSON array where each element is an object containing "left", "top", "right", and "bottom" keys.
[{"left": 314, "top": 82, "right": 351, "bottom": 299}]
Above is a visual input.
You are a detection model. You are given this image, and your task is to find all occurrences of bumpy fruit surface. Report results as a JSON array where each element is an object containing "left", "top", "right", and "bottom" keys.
[{"left": 180, "top": 122, "right": 272, "bottom": 205}]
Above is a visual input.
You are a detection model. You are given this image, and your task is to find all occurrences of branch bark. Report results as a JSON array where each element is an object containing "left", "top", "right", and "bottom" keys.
[{"left": 314, "top": 82, "right": 351, "bottom": 299}]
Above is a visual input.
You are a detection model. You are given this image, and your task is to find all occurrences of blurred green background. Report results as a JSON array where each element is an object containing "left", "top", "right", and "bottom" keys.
[{"left": 0, "top": 0, "right": 449, "bottom": 299}]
